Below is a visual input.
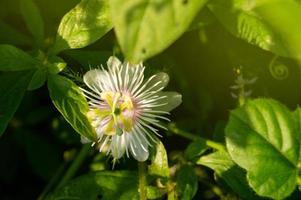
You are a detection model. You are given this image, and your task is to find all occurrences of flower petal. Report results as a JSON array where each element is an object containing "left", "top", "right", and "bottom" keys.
[
  {"left": 144, "top": 72, "right": 169, "bottom": 92},
  {"left": 110, "top": 134, "right": 127, "bottom": 159},
  {"left": 107, "top": 56, "right": 122, "bottom": 71},
  {"left": 155, "top": 91, "right": 182, "bottom": 112},
  {"left": 83, "top": 69, "right": 107, "bottom": 93},
  {"left": 129, "top": 134, "right": 149, "bottom": 161}
]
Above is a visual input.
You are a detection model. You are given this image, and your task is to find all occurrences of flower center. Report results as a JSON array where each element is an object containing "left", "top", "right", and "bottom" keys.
[{"left": 87, "top": 91, "right": 135, "bottom": 136}]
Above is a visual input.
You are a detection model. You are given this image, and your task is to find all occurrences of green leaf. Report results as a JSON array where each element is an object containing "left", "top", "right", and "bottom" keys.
[
  {"left": 20, "top": 0, "right": 44, "bottom": 46},
  {"left": 147, "top": 186, "right": 167, "bottom": 200},
  {"left": 225, "top": 98, "right": 300, "bottom": 199},
  {"left": 0, "top": 71, "right": 33, "bottom": 136},
  {"left": 207, "top": 0, "right": 301, "bottom": 59},
  {"left": 0, "top": 45, "right": 37, "bottom": 71},
  {"left": 28, "top": 68, "right": 47, "bottom": 90},
  {"left": 46, "top": 171, "right": 138, "bottom": 200},
  {"left": 111, "top": 0, "right": 207, "bottom": 63},
  {"left": 254, "top": 0, "right": 301, "bottom": 59},
  {"left": 197, "top": 151, "right": 257, "bottom": 199},
  {"left": 51, "top": 0, "right": 113, "bottom": 54},
  {"left": 48, "top": 75, "right": 96, "bottom": 140},
  {"left": 176, "top": 165, "right": 198, "bottom": 200},
  {"left": 148, "top": 141, "right": 169, "bottom": 178},
  {"left": 184, "top": 139, "right": 208, "bottom": 161},
  {"left": 0, "top": 22, "right": 31, "bottom": 46}
]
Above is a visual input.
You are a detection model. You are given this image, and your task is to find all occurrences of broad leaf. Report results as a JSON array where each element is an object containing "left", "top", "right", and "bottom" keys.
[
  {"left": 111, "top": 0, "right": 207, "bottom": 63},
  {"left": 0, "top": 45, "right": 37, "bottom": 71},
  {"left": 48, "top": 75, "right": 96, "bottom": 140},
  {"left": 208, "top": 0, "right": 301, "bottom": 59},
  {"left": 20, "top": 0, "right": 44, "bottom": 45},
  {"left": 148, "top": 141, "right": 169, "bottom": 178},
  {"left": 46, "top": 171, "right": 138, "bottom": 200},
  {"left": 225, "top": 98, "right": 300, "bottom": 199},
  {"left": 197, "top": 151, "right": 257, "bottom": 199},
  {"left": 51, "top": 0, "right": 113, "bottom": 54},
  {"left": 0, "top": 71, "right": 33, "bottom": 136}
]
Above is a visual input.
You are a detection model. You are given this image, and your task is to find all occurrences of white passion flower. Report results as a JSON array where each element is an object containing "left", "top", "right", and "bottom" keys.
[{"left": 81, "top": 56, "right": 181, "bottom": 162}]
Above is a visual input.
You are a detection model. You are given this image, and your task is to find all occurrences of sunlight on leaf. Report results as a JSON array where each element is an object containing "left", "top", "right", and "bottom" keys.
[
  {"left": 51, "top": 0, "right": 113, "bottom": 54},
  {"left": 225, "top": 98, "right": 300, "bottom": 199},
  {"left": 111, "top": 0, "right": 207, "bottom": 63},
  {"left": 48, "top": 75, "right": 97, "bottom": 140}
]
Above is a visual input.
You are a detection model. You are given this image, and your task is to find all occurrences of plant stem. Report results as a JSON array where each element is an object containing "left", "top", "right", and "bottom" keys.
[
  {"left": 56, "top": 143, "right": 91, "bottom": 189},
  {"left": 168, "top": 123, "right": 226, "bottom": 152},
  {"left": 37, "top": 163, "right": 67, "bottom": 200},
  {"left": 138, "top": 161, "right": 147, "bottom": 200}
]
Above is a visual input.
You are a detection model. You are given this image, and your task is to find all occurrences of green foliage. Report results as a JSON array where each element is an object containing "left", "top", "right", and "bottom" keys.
[
  {"left": 46, "top": 171, "right": 138, "bottom": 200},
  {"left": 0, "top": 45, "right": 37, "bottom": 71},
  {"left": 2, "top": 0, "right": 301, "bottom": 199},
  {"left": 184, "top": 139, "right": 208, "bottom": 161},
  {"left": 110, "top": 0, "right": 208, "bottom": 63},
  {"left": 51, "top": 0, "right": 113, "bottom": 54},
  {"left": 208, "top": 0, "right": 301, "bottom": 59},
  {"left": 0, "top": 71, "right": 33, "bottom": 136},
  {"left": 148, "top": 141, "right": 169, "bottom": 178},
  {"left": 197, "top": 151, "right": 257, "bottom": 199},
  {"left": 176, "top": 165, "right": 198, "bottom": 200},
  {"left": 20, "top": 0, "right": 44, "bottom": 46},
  {"left": 48, "top": 75, "right": 97, "bottom": 140},
  {"left": 28, "top": 68, "right": 47, "bottom": 90},
  {"left": 226, "top": 98, "right": 300, "bottom": 199}
]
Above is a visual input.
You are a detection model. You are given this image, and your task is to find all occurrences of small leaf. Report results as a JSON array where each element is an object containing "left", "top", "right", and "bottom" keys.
[
  {"left": 47, "top": 56, "right": 67, "bottom": 74},
  {"left": 148, "top": 141, "right": 169, "bottom": 178},
  {"left": 28, "top": 68, "right": 47, "bottom": 90},
  {"left": 0, "top": 71, "right": 33, "bottom": 136},
  {"left": 48, "top": 75, "right": 96, "bottom": 140},
  {"left": 20, "top": 0, "right": 44, "bottom": 45},
  {"left": 184, "top": 139, "right": 208, "bottom": 161},
  {"left": 111, "top": 0, "right": 207, "bottom": 62},
  {"left": 0, "top": 45, "right": 37, "bottom": 71},
  {"left": 197, "top": 151, "right": 257, "bottom": 199},
  {"left": 225, "top": 98, "right": 300, "bottom": 199},
  {"left": 46, "top": 171, "right": 138, "bottom": 200},
  {"left": 176, "top": 165, "right": 198, "bottom": 200},
  {"left": 51, "top": 0, "right": 113, "bottom": 54}
]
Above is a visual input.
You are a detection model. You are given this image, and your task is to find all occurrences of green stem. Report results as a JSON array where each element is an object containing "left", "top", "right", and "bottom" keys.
[
  {"left": 37, "top": 163, "right": 67, "bottom": 200},
  {"left": 168, "top": 123, "right": 226, "bottom": 152},
  {"left": 138, "top": 161, "right": 147, "bottom": 200},
  {"left": 56, "top": 144, "right": 91, "bottom": 189}
]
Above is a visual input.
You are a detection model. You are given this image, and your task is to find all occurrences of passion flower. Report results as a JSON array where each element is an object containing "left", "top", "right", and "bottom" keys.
[{"left": 81, "top": 56, "right": 181, "bottom": 161}]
